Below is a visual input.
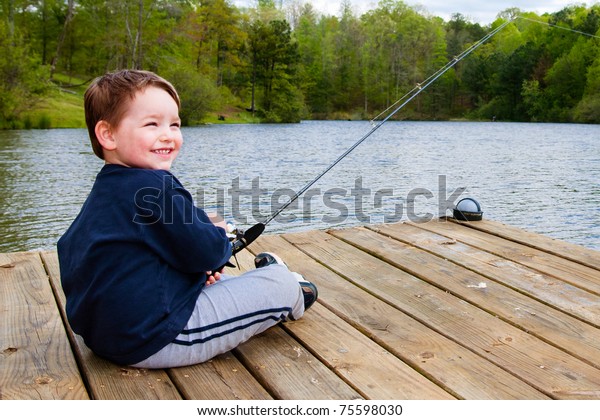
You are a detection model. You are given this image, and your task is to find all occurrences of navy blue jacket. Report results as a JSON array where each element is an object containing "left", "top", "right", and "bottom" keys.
[{"left": 58, "top": 164, "right": 231, "bottom": 365}]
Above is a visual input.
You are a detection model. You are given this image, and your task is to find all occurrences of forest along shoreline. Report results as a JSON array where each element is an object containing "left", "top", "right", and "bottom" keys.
[{"left": 1, "top": 2, "right": 599, "bottom": 130}]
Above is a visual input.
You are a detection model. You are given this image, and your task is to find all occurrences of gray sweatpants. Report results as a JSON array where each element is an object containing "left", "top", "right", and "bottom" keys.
[{"left": 132, "top": 264, "right": 305, "bottom": 369}]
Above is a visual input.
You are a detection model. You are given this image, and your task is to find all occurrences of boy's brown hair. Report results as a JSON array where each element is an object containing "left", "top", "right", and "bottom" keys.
[{"left": 84, "top": 69, "right": 180, "bottom": 159}]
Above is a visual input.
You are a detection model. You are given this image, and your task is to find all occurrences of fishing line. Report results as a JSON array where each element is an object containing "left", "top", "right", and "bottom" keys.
[{"left": 519, "top": 16, "right": 600, "bottom": 39}]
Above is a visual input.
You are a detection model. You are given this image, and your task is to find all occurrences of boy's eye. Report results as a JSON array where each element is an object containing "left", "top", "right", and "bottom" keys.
[
  {"left": 144, "top": 122, "right": 158, "bottom": 127},
  {"left": 171, "top": 122, "right": 181, "bottom": 128}
]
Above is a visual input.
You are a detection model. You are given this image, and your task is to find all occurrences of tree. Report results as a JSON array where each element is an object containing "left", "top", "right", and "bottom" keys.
[
  {"left": 294, "top": 3, "right": 327, "bottom": 115},
  {"left": 185, "top": 0, "right": 244, "bottom": 86},
  {"left": 245, "top": 18, "right": 303, "bottom": 121},
  {"left": 445, "top": 13, "right": 486, "bottom": 114},
  {"left": 493, "top": 42, "right": 542, "bottom": 120},
  {"left": 330, "top": 1, "right": 362, "bottom": 113},
  {"left": 360, "top": 0, "right": 447, "bottom": 119},
  {"left": 2, "top": 0, "right": 600, "bottom": 127},
  {"left": 574, "top": 47, "right": 600, "bottom": 123},
  {"left": 521, "top": 79, "right": 545, "bottom": 121},
  {"left": 544, "top": 38, "right": 590, "bottom": 121}
]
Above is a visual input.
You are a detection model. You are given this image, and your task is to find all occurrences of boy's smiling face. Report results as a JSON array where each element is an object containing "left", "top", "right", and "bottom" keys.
[{"left": 99, "top": 86, "right": 182, "bottom": 171}]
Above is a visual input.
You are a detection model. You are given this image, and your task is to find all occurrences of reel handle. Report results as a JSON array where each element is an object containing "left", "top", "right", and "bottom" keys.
[{"left": 207, "top": 222, "right": 266, "bottom": 277}]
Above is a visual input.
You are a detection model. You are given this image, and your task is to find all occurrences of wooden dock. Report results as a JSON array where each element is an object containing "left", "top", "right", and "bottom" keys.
[{"left": 1, "top": 218, "right": 600, "bottom": 400}]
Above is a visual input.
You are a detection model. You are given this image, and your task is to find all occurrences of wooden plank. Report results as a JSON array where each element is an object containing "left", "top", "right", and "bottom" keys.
[
  {"left": 336, "top": 227, "right": 600, "bottom": 369},
  {"left": 40, "top": 251, "right": 182, "bottom": 400},
  {"left": 234, "top": 326, "right": 363, "bottom": 400},
  {"left": 411, "top": 220, "right": 600, "bottom": 295},
  {"left": 371, "top": 222, "right": 600, "bottom": 327},
  {"left": 291, "top": 229, "right": 600, "bottom": 399},
  {"left": 284, "top": 303, "right": 454, "bottom": 400},
  {"left": 0, "top": 252, "right": 87, "bottom": 400},
  {"left": 257, "top": 234, "right": 548, "bottom": 400},
  {"left": 168, "top": 352, "right": 273, "bottom": 400},
  {"left": 450, "top": 218, "right": 600, "bottom": 271}
]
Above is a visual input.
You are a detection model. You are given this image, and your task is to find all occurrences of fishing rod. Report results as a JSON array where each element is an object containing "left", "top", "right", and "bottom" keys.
[{"left": 228, "top": 17, "right": 517, "bottom": 256}]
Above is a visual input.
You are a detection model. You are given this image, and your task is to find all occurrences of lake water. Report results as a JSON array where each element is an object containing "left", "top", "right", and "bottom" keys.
[{"left": 0, "top": 121, "right": 598, "bottom": 252}]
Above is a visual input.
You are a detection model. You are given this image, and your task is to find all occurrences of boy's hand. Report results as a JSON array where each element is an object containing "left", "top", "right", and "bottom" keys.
[
  {"left": 207, "top": 212, "right": 227, "bottom": 231},
  {"left": 205, "top": 267, "right": 224, "bottom": 286}
]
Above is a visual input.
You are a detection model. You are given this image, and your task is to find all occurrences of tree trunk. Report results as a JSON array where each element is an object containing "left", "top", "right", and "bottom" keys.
[
  {"left": 250, "top": 55, "right": 256, "bottom": 115},
  {"left": 136, "top": 0, "right": 143, "bottom": 69},
  {"left": 49, "top": 0, "right": 74, "bottom": 79},
  {"left": 6, "top": 0, "right": 15, "bottom": 38}
]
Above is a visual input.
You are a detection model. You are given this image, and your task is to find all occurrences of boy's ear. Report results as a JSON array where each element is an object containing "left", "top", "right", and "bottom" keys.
[{"left": 95, "top": 120, "right": 117, "bottom": 151}]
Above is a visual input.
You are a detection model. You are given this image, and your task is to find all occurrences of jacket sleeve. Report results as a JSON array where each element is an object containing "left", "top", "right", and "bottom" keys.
[{"left": 137, "top": 177, "right": 232, "bottom": 274}]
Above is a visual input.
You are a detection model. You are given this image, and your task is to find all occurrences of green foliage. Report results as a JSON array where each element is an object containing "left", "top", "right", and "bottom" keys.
[
  {"left": 160, "top": 61, "right": 220, "bottom": 126},
  {"left": 0, "top": 20, "right": 50, "bottom": 128},
  {"left": 359, "top": 1, "right": 449, "bottom": 119},
  {"left": 574, "top": 49, "right": 600, "bottom": 123},
  {"left": 574, "top": 94, "right": 600, "bottom": 123},
  {"left": 1, "top": 1, "right": 600, "bottom": 128},
  {"left": 521, "top": 80, "right": 545, "bottom": 121}
]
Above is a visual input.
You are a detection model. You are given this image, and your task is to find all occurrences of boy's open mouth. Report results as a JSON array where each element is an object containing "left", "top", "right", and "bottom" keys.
[{"left": 152, "top": 148, "right": 173, "bottom": 155}]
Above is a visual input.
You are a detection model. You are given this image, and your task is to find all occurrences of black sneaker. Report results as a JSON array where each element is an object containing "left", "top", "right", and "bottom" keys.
[
  {"left": 299, "top": 280, "right": 318, "bottom": 311},
  {"left": 254, "top": 252, "right": 285, "bottom": 268},
  {"left": 254, "top": 252, "right": 318, "bottom": 311}
]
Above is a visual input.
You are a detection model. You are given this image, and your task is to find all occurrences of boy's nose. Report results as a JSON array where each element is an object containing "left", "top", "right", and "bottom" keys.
[{"left": 158, "top": 131, "right": 174, "bottom": 142}]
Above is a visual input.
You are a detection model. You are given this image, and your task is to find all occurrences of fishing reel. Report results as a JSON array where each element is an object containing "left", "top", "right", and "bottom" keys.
[
  {"left": 211, "top": 221, "right": 266, "bottom": 274},
  {"left": 224, "top": 221, "right": 265, "bottom": 256}
]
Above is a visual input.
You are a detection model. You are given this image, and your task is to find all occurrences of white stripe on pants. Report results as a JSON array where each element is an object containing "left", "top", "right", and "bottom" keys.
[{"left": 132, "top": 264, "right": 305, "bottom": 369}]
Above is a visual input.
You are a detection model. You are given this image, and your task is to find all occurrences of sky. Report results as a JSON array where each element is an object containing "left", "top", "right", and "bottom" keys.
[{"left": 232, "top": 1, "right": 591, "bottom": 24}]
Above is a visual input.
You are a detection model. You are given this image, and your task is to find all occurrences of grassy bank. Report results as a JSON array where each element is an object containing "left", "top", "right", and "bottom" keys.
[
  {"left": 24, "top": 89, "right": 86, "bottom": 129},
  {"left": 19, "top": 74, "right": 87, "bottom": 129},
  {"left": 16, "top": 73, "right": 259, "bottom": 129}
]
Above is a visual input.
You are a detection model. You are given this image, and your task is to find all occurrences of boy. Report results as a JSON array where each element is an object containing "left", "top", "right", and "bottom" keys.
[{"left": 58, "top": 69, "right": 317, "bottom": 368}]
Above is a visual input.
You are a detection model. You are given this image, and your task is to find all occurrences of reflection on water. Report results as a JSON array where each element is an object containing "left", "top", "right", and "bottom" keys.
[{"left": 0, "top": 121, "right": 598, "bottom": 252}]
